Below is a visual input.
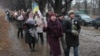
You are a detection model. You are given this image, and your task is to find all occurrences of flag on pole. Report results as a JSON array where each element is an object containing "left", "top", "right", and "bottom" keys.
[{"left": 32, "top": 1, "right": 43, "bottom": 18}]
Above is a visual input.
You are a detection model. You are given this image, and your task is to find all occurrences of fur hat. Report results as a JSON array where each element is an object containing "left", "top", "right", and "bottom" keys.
[{"left": 68, "top": 10, "right": 75, "bottom": 16}]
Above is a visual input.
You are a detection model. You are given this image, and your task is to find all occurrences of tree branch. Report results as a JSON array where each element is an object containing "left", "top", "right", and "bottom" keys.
[
  {"left": 62, "top": 0, "right": 73, "bottom": 8},
  {"left": 48, "top": 0, "right": 55, "bottom": 9}
]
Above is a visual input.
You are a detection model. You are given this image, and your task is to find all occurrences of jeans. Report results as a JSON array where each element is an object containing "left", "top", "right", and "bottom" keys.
[{"left": 65, "top": 46, "right": 78, "bottom": 56}]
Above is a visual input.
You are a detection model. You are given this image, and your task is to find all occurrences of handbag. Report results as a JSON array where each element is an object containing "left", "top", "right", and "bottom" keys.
[{"left": 28, "top": 28, "right": 38, "bottom": 40}]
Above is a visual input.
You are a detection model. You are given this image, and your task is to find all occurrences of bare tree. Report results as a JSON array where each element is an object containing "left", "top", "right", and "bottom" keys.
[
  {"left": 35, "top": 0, "right": 47, "bottom": 14},
  {"left": 0, "top": 0, "right": 73, "bottom": 14},
  {"left": 48, "top": 0, "right": 73, "bottom": 14}
]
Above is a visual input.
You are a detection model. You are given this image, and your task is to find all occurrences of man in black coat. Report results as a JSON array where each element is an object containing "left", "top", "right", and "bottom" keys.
[
  {"left": 64, "top": 11, "right": 81, "bottom": 56},
  {"left": 58, "top": 15, "right": 66, "bottom": 51}
]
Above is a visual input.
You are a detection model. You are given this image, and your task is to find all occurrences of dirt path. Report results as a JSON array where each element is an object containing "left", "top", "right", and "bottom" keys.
[
  {"left": 0, "top": 9, "right": 11, "bottom": 56},
  {"left": 8, "top": 23, "right": 52, "bottom": 56},
  {"left": 8, "top": 24, "right": 29, "bottom": 56},
  {"left": 79, "top": 27, "right": 100, "bottom": 56},
  {"left": 1, "top": 17, "right": 100, "bottom": 56},
  {"left": 8, "top": 24, "right": 64, "bottom": 56}
]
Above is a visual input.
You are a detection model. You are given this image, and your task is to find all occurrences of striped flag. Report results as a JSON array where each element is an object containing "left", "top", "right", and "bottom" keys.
[{"left": 32, "top": 1, "right": 43, "bottom": 18}]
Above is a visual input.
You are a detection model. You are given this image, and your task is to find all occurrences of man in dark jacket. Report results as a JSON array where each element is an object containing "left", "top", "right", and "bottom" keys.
[
  {"left": 65, "top": 11, "right": 81, "bottom": 56},
  {"left": 58, "top": 15, "right": 66, "bottom": 51}
]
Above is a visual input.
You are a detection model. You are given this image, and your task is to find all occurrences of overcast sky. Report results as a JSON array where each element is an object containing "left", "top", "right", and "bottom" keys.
[{"left": 72, "top": 0, "right": 91, "bottom": 5}]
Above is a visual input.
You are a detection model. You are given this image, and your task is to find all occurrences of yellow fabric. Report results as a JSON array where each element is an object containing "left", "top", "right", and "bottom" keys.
[{"left": 33, "top": 6, "right": 39, "bottom": 13}]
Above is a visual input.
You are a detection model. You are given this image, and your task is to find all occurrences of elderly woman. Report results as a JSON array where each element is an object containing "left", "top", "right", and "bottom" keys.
[
  {"left": 64, "top": 10, "right": 81, "bottom": 56},
  {"left": 43, "top": 13, "right": 63, "bottom": 56}
]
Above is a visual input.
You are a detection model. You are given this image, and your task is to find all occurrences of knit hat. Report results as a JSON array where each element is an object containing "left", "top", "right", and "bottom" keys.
[{"left": 68, "top": 10, "right": 75, "bottom": 16}]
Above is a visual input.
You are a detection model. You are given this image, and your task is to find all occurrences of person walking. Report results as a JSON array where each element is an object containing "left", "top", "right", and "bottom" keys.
[
  {"left": 5, "top": 10, "right": 11, "bottom": 22},
  {"left": 64, "top": 10, "right": 81, "bottom": 56},
  {"left": 16, "top": 10, "right": 24, "bottom": 39},
  {"left": 24, "top": 11, "right": 37, "bottom": 52},
  {"left": 58, "top": 14, "right": 66, "bottom": 52},
  {"left": 43, "top": 13, "right": 63, "bottom": 56},
  {"left": 35, "top": 14, "right": 44, "bottom": 45}
]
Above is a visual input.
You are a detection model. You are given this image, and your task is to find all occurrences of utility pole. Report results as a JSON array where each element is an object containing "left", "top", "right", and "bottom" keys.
[
  {"left": 84, "top": 0, "right": 88, "bottom": 14},
  {"left": 93, "top": 0, "right": 95, "bottom": 15},
  {"left": 76, "top": 0, "right": 80, "bottom": 11},
  {"left": 98, "top": 0, "right": 100, "bottom": 15},
  {"left": 10, "top": 0, "right": 12, "bottom": 10},
  {"left": 90, "top": 0, "right": 93, "bottom": 15}
]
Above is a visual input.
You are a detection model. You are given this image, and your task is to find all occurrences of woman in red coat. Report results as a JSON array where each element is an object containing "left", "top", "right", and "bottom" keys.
[{"left": 43, "top": 14, "right": 63, "bottom": 56}]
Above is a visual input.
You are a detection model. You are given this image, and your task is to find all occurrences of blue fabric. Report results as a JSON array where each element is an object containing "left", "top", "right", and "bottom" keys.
[{"left": 65, "top": 46, "right": 79, "bottom": 56}]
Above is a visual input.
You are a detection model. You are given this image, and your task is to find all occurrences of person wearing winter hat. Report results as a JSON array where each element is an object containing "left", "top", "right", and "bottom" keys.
[
  {"left": 58, "top": 14, "right": 66, "bottom": 52},
  {"left": 24, "top": 11, "right": 37, "bottom": 52},
  {"left": 68, "top": 10, "right": 75, "bottom": 16},
  {"left": 35, "top": 13, "right": 44, "bottom": 45},
  {"left": 43, "top": 13, "right": 63, "bottom": 56},
  {"left": 64, "top": 10, "right": 81, "bottom": 56}
]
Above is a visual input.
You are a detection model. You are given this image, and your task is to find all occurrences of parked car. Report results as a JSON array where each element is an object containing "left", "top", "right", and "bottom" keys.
[
  {"left": 75, "top": 14, "right": 93, "bottom": 26},
  {"left": 92, "top": 17, "right": 100, "bottom": 29}
]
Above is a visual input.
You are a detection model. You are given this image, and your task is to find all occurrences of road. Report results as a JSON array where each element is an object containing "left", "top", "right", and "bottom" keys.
[{"left": 79, "top": 27, "right": 100, "bottom": 56}]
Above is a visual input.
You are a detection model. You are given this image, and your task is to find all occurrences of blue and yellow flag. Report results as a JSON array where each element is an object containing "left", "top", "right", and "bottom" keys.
[
  {"left": 32, "top": 1, "right": 42, "bottom": 17},
  {"left": 32, "top": 2, "right": 39, "bottom": 13}
]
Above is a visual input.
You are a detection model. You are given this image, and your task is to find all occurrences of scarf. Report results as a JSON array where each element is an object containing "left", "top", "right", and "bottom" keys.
[{"left": 48, "top": 19, "right": 63, "bottom": 37}]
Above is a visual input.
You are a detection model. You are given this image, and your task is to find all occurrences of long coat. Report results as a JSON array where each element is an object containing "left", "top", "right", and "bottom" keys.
[
  {"left": 25, "top": 29, "right": 35, "bottom": 43},
  {"left": 24, "top": 23, "right": 36, "bottom": 43},
  {"left": 35, "top": 17, "right": 44, "bottom": 33},
  {"left": 43, "top": 19, "right": 63, "bottom": 56},
  {"left": 24, "top": 18, "right": 37, "bottom": 44},
  {"left": 64, "top": 18, "right": 81, "bottom": 47}
]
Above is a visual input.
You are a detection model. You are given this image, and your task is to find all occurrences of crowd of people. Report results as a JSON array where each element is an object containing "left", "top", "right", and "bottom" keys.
[{"left": 5, "top": 9, "right": 81, "bottom": 56}]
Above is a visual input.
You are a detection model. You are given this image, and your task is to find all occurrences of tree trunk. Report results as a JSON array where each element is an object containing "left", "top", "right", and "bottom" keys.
[
  {"left": 54, "top": 0, "right": 62, "bottom": 14},
  {"left": 38, "top": 0, "right": 47, "bottom": 14}
]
